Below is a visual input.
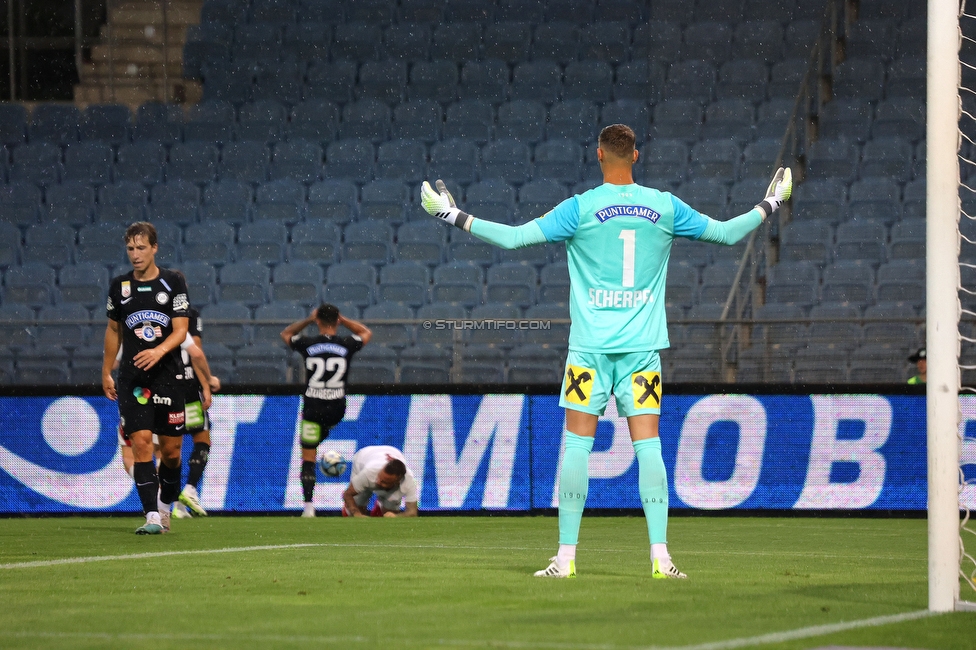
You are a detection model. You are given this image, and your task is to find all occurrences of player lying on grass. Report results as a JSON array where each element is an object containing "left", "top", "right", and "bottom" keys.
[
  {"left": 280, "top": 304, "right": 371, "bottom": 518},
  {"left": 342, "top": 445, "right": 419, "bottom": 518},
  {"left": 421, "top": 123, "right": 792, "bottom": 579}
]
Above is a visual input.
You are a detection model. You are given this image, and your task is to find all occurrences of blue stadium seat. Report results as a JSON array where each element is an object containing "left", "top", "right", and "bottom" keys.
[
  {"left": 889, "top": 220, "right": 924, "bottom": 260},
  {"left": 806, "top": 302, "right": 863, "bottom": 351},
  {"left": 886, "top": 57, "right": 925, "bottom": 99},
  {"left": 363, "top": 302, "right": 414, "bottom": 349},
  {"left": 237, "top": 100, "right": 286, "bottom": 143},
  {"left": 349, "top": 343, "right": 397, "bottom": 383},
  {"left": 601, "top": 99, "right": 650, "bottom": 142},
  {"left": 339, "top": 99, "right": 392, "bottom": 143},
  {"left": 0, "top": 104, "right": 27, "bottom": 145},
  {"left": 342, "top": 222, "right": 392, "bottom": 264},
  {"left": 613, "top": 60, "right": 666, "bottom": 102},
  {"left": 271, "top": 261, "right": 322, "bottom": 304},
  {"left": 716, "top": 58, "right": 768, "bottom": 104},
  {"left": 784, "top": 20, "right": 820, "bottom": 58},
  {"left": 805, "top": 138, "right": 859, "bottom": 182},
  {"left": 876, "top": 259, "right": 924, "bottom": 308},
  {"left": 269, "top": 139, "right": 322, "bottom": 184},
  {"left": 538, "top": 262, "right": 570, "bottom": 304},
  {"left": 304, "top": 60, "right": 357, "bottom": 104},
  {"left": 45, "top": 181, "right": 95, "bottom": 228},
  {"left": 694, "top": 0, "right": 743, "bottom": 21},
  {"left": 631, "top": 21, "right": 681, "bottom": 62},
  {"left": 456, "top": 343, "right": 506, "bottom": 383},
  {"left": 511, "top": 61, "right": 562, "bottom": 104},
  {"left": 253, "top": 178, "right": 305, "bottom": 223},
  {"left": 283, "top": 22, "right": 332, "bottom": 60},
  {"left": 167, "top": 142, "right": 219, "bottom": 184},
  {"left": 202, "top": 179, "right": 252, "bottom": 225},
  {"left": 849, "top": 343, "right": 903, "bottom": 383},
  {"left": 767, "top": 57, "right": 806, "bottom": 98},
  {"left": 75, "top": 223, "right": 124, "bottom": 266},
  {"left": 482, "top": 22, "right": 530, "bottom": 63},
  {"left": 466, "top": 178, "right": 516, "bottom": 224},
  {"left": 0, "top": 303, "right": 36, "bottom": 349},
  {"left": 595, "top": 0, "right": 645, "bottom": 21},
  {"left": 834, "top": 57, "right": 885, "bottom": 102},
  {"left": 847, "top": 178, "right": 902, "bottom": 224},
  {"left": 9, "top": 142, "right": 62, "bottom": 186},
  {"left": 732, "top": 20, "right": 783, "bottom": 63},
  {"left": 702, "top": 99, "right": 755, "bottom": 143},
  {"left": 820, "top": 260, "right": 875, "bottom": 306},
  {"left": 650, "top": 99, "right": 703, "bottom": 142},
  {"left": 395, "top": 220, "right": 447, "bottom": 265},
  {"left": 218, "top": 140, "right": 268, "bottom": 184},
  {"left": 580, "top": 21, "right": 630, "bottom": 64},
  {"left": 178, "top": 260, "right": 216, "bottom": 307},
  {"left": 546, "top": 100, "right": 598, "bottom": 142},
  {"left": 35, "top": 303, "right": 91, "bottom": 349},
  {"left": 429, "top": 138, "right": 479, "bottom": 186},
  {"left": 846, "top": 19, "right": 895, "bottom": 60},
  {"left": 507, "top": 343, "right": 564, "bottom": 384},
  {"left": 444, "top": 0, "right": 493, "bottom": 21},
  {"left": 532, "top": 22, "right": 579, "bottom": 64},
  {"left": 346, "top": 0, "right": 394, "bottom": 22},
  {"left": 290, "top": 218, "right": 340, "bottom": 264},
  {"left": 467, "top": 302, "right": 524, "bottom": 347},
  {"left": 357, "top": 60, "right": 407, "bottom": 105},
  {"left": 70, "top": 342, "right": 108, "bottom": 381},
  {"left": 324, "top": 261, "right": 377, "bottom": 308},
  {"left": 399, "top": 343, "right": 451, "bottom": 383},
  {"left": 728, "top": 177, "right": 768, "bottom": 218},
  {"left": 330, "top": 21, "right": 382, "bottom": 61},
  {"left": 250, "top": 0, "right": 296, "bottom": 24},
  {"left": 233, "top": 23, "right": 281, "bottom": 61},
  {"left": 486, "top": 262, "right": 537, "bottom": 307},
  {"left": 391, "top": 99, "right": 442, "bottom": 143},
  {"left": 285, "top": 99, "right": 339, "bottom": 145},
  {"left": 689, "top": 139, "right": 741, "bottom": 183},
  {"left": 3, "top": 262, "right": 56, "bottom": 306},
  {"left": 563, "top": 60, "right": 614, "bottom": 102},
  {"left": 29, "top": 104, "right": 80, "bottom": 144},
  {"left": 322, "top": 138, "right": 375, "bottom": 183},
  {"left": 858, "top": 137, "right": 913, "bottom": 181},
  {"left": 442, "top": 99, "right": 493, "bottom": 144},
  {"left": 201, "top": 301, "right": 252, "bottom": 348},
  {"left": 376, "top": 138, "right": 426, "bottom": 184},
  {"left": 79, "top": 104, "right": 130, "bottom": 144},
  {"left": 253, "top": 61, "right": 304, "bottom": 106},
  {"left": 524, "top": 301, "right": 570, "bottom": 344},
  {"left": 664, "top": 59, "right": 717, "bottom": 103},
  {"left": 182, "top": 30, "right": 230, "bottom": 82},
  {"left": 764, "top": 260, "right": 820, "bottom": 306},
  {"left": 398, "top": 0, "right": 443, "bottom": 22},
  {"left": 22, "top": 223, "right": 75, "bottom": 266},
  {"left": 677, "top": 178, "right": 728, "bottom": 219},
  {"left": 518, "top": 180, "right": 569, "bottom": 221},
  {"left": 666, "top": 261, "right": 699, "bottom": 308},
  {"left": 183, "top": 221, "right": 235, "bottom": 263},
  {"left": 378, "top": 261, "right": 430, "bottom": 307},
  {"left": 383, "top": 22, "right": 431, "bottom": 60},
  {"left": 361, "top": 179, "right": 409, "bottom": 222},
  {"left": 742, "top": 0, "right": 795, "bottom": 21},
  {"left": 752, "top": 302, "right": 807, "bottom": 348},
  {"left": 902, "top": 178, "right": 925, "bottom": 220},
  {"left": 431, "top": 22, "right": 481, "bottom": 61},
  {"left": 219, "top": 261, "right": 269, "bottom": 306},
  {"left": 114, "top": 141, "right": 164, "bottom": 184},
  {"left": 818, "top": 98, "right": 873, "bottom": 142},
  {"left": 0, "top": 222, "right": 21, "bottom": 267},
  {"left": 415, "top": 301, "right": 467, "bottom": 345},
  {"left": 408, "top": 59, "right": 459, "bottom": 104},
  {"left": 253, "top": 301, "right": 307, "bottom": 342},
  {"left": 496, "top": 100, "right": 546, "bottom": 144},
  {"left": 532, "top": 139, "right": 583, "bottom": 186},
  {"left": 791, "top": 178, "right": 848, "bottom": 224},
  {"left": 236, "top": 220, "right": 287, "bottom": 264},
  {"left": 432, "top": 261, "right": 483, "bottom": 307},
  {"left": 150, "top": 179, "right": 200, "bottom": 226},
  {"left": 481, "top": 139, "right": 531, "bottom": 185},
  {"left": 62, "top": 141, "right": 112, "bottom": 184},
  {"left": 306, "top": 179, "right": 358, "bottom": 223},
  {"left": 16, "top": 346, "right": 71, "bottom": 385},
  {"left": 863, "top": 301, "right": 920, "bottom": 346},
  {"left": 873, "top": 97, "right": 925, "bottom": 142},
  {"left": 96, "top": 181, "right": 148, "bottom": 225}
]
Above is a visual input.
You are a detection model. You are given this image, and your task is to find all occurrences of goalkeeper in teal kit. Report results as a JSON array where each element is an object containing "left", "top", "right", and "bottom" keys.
[{"left": 421, "top": 124, "right": 792, "bottom": 579}]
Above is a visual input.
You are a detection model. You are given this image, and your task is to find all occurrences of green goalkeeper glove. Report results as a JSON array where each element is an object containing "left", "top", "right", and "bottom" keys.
[
  {"left": 421, "top": 179, "right": 473, "bottom": 231},
  {"left": 755, "top": 167, "right": 793, "bottom": 220}
]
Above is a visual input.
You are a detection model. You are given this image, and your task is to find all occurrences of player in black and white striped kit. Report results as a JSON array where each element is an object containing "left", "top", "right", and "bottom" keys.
[{"left": 280, "top": 304, "right": 371, "bottom": 517}]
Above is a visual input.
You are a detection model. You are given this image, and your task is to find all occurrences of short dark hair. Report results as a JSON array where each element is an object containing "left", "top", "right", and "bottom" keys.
[
  {"left": 384, "top": 458, "right": 407, "bottom": 479},
  {"left": 598, "top": 124, "right": 636, "bottom": 159},
  {"left": 315, "top": 303, "right": 339, "bottom": 326},
  {"left": 124, "top": 221, "right": 158, "bottom": 247}
]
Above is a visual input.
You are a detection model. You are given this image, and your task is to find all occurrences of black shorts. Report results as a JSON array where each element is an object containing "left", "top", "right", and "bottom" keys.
[
  {"left": 118, "top": 377, "right": 187, "bottom": 438},
  {"left": 299, "top": 399, "right": 345, "bottom": 449},
  {"left": 184, "top": 385, "right": 210, "bottom": 434}
]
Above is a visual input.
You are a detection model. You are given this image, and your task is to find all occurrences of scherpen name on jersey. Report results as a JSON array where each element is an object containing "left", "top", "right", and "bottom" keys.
[
  {"left": 306, "top": 387, "right": 345, "bottom": 400},
  {"left": 588, "top": 287, "right": 654, "bottom": 308},
  {"left": 595, "top": 205, "right": 661, "bottom": 224}
]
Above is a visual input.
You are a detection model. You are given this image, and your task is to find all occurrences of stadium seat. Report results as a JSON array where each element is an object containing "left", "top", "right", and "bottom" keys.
[
  {"left": 431, "top": 261, "right": 483, "bottom": 307},
  {"left": 383, "top": 22, "right": 432, "bottom": 60},
  {"left": 357, "top": 60, "right": 408, "bottom": 105},
  {"left": 614, "top": 60, "right": 666, "bottom": 102},
  {"left": 235, "top": 342, "right": 291, "bottom": 383},
  {"left": 523, "top": 302, "right": 571, "bottom": 345},
  {"left": 219, "top": 261, "right": 269, "bottom": 307},
  {"left": 408, "top": 59, "right": 459, "bottom": 104},
  {"left": 413, "top": 302, "right": 466, "bottom": 345},
  {"left": 184, "top": 101, "right": 237, "bottom": 143},
  {"left": 54, "top": 262, "right": 107, "bottom": 309},
  {"left": 9, "top": 142, "right": 62, "bottom": 186},
  {"left": 283, "top": 21, "right": 332, "bottom": 60},
  {"left": 511, "top": 61, "right": 563, "bottom": 104},
  {"left": 429, "top": 138, "right": 479, "bottom": 186},
  {"left": 455, "top": 343, "right": 506, "bottom": 383},
  {"left": 849, "top": 343, "right": 903, "bottom": 383},
  {"left": 44, "top": 180, "right": 95, "bottom": 228},
  {"left": 253, "top": 301, "right": 308, "bottom": 342},
  {"left": 431, "top": 22, "right": 481, "bottom": 61},
  {"left": 35, "top": 303, "right": 91, "bottom": 349},
  {"left": 847, "top": 178, "right": 902, "bottom": 224},
  {"left": 820, "top": 260, "right": 875, "bottom": 306},
  {"left": 702, "top": 98, "right": 756, "bottom": 143},
  {"left": 399, "top": 343, "right": 451, "bottom": 383},
  {"left": 791, "top": 178, "right": 847, "bottom": 224},
  {"left": 752, "top": 302, "right": 807, "bottom": 348},
  {"left": 876, "top": 260, "right": 925, "bottom": 308},
  {"left": 631, "top": 21, "right": 681, "bottom": 62},
  {"left": 0, "top": 103, "right": 27, "bottom": 144},
  {"left": 150, "top": 180, "right": 200, "bottom": 227},
  {"left": 833, "top": 218, "right": 888, "bottom": 262},
  {"left": 233, "top": 23, "right": 281, "bottom": 60},
  {"left": 697, "top": 261, "right": 740, "bottom": 305},
  {"left": 650, "top": 99, "right": 703, "bottom": 142},
  {"left": 664, "top": 59, "right": 717, "bottom": 104},
  {"left": 443, "top": 100, "right": 494, "bottom": 144},
  {"left": 677, "top": 178, "right": 728, "bottom": 220},
  {"left": 330, "top": 21, "right": 381, "bottom": 61},
  {"left": 253, "top": 179, "right": 305, "bottom": 224},
  {"left": 349, "top": 343, "right": 398, "bottom": 383},
  {"left": 579, "top": 21, "right": 630, "bottom": 64},
  {"left": 378, "top": 261, "right": 430, "bottom": 307},
  {"left": 132, "top": 102, "right": 183, "bottom": 144},
  {"left": 486, "top": 262, "right": 537, "bottom": 307},
  {"left": 539, "top": 262, "right": 570, "bottom": 304},
  {"left": 496, "top": 100, "right": 546, "bottom": 144},
  {"left": 783, "top": 20, "right": 820, "bottom": 58},
  {"left": 363, "top": 302, "right": 414, "bottom": 349},
  {"left": 284, "top": 100, "right": 339, "bottom": 147},
  {"left": 304, "top": 60, "right": 357, "bottom": 104},
  {"left": 376, "top": 139, "right": 427, "bottom": 184},
  {"left": 818, "top": 98, "right": 874, "bottom": 142},
  {"left": 889, "top": 220, "right": 925, "bottom": 260},
  {"left": 863, "top": 301, "right": 920, "bottom": 346},
  {"left": 859, "top": 137, "right": 914, "bottom": 181},
  {"left": 507, "top": 343, "right": 564, "bottom": 384},
  {"left": 532, "top": 22, "right": 579, "bottom": 65},
  {"left": 29, "top": 104, "right": 80, "bottom": 144},
  {"left": 113, "top": 141, "right": 164, "bottom": 184},
  {"left": 601, "top": 100, "right": 650, "bottom": 142},
  {"left": 481, "top": 139, "right": 531, "bottom": 185},
  {"left": 167, "top": 142, "right": 219, "bottom": 184},
  {"left": 290, "top": 218, "right": 340, "bottom": 264},
  {"left": 16, "top": 346, "right": 71, "bottom": 385},
  {"left": 459, "top": 59, "right": 510, "bottom": 105},
  {"left": 22, "top": 223, "right": 74, "bottom": 266},
  {"left": 546, "top": 100, "right": 598, "bottom": 143},
  {"left": 3, "top": 262, "right": 56, "bottom": 307},
  {"left": 218, "top": 140, "right": 269, "bottom": 184},
  {"left": 178, "top": 260, "right": 217, "bottom": 307},
  {"left": 269, "top": 139, "right": 322, "bottom": 184},
  {"left": 792, "top": 344, "right": 851, "bottom": 383},
  {"left": 733, "top": 20, "right": 784, "bottom": 63},
  {"left": 518, "top": 179, "right": 569, "bottom": 222},
  {"left": 201, "top": 179, "right": 252, "bottom": 226},
  {"left": 306, "top": 179, "right": 358, "bottom": 223},
  {"left": 689, "top": 139, "right": 741, "bottom": 183},
  {"left": 530, "top": 139, "right": 581, "bottom": 186},
  {"left": 236, "top": 220, "right": 287, "bottom": 264},
  {"left": 885, "top": 57, "right": 925, "bottom": 99},
  {"left": 449, "top": 228, "right": 497, "bottom": 265},
  {"left": 338, "top": 99, "right": 392, "bottom": 143},
  {"left": 681, "top": 22, "right": 732, "bottom": 64},
  {"left": 764, "top": 260, "right": 819, "bottom": 306},
  {"left": 342, "top": 222, "right": 393, "bottom": 264},
  {"left": 563, "top": 60, "right": 614, "bottom": 103},
  {"left": 323, "top": 261, "right": 377, "bottom": 308},
  {"left": 727, "top": 177, "right": 767, "bottom": 217},
  {"left": 666, "top": 262, "right": 699, "bottom": 309},
  {"left": 778, "top": 220, "right": 832, "bottom": 263},
  {"left": 467, "top": 302, "right": 523, "bottom": 347},
  {"left": 360, "top": 179, "right": 409, "bottom": 222},
  {"left": 391, "top": 100, "right": 442, "bottom": 143},
  {"left": 74, "top": 223, "right": 124, "bottom": 266},
  {"left": 807, "top": 302, "right": 863, "bottom": 351},
  {"left": 183, "top": 221, "right": 235, "bottom": 263},
  {"left": 322, "top": 139, "right": 375, "bottom": 184},
  {"left": 716, "top": 58, "right": 768, "bottom": 104},
  {"left": 62, "top": 141, "right": 113, "bottom": 184},
  {"left": 394, "top": 220, "right": 447, "bottom": 265},
  {"left": 694, "top": 0, "right": 743, "bottom": 22}
]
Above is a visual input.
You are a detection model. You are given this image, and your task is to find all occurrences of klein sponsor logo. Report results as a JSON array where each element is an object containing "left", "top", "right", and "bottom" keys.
[
  {"left": 168, "top": 410, "right": 185, "bottom": 425},
  {"left": 595, "top": 205, "right": 661, "bottom": 223}
]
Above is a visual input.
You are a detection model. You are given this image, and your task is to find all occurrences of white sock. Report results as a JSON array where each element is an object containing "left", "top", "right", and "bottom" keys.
[
  {"left": 651, "top": 544, "right": 670, "bottom": 561},
  {"left": 557, "top": 544, "right": 576, "bottom": 563},
  {"left": 146, "top": 511, "right": 161, "bottom": 525}
]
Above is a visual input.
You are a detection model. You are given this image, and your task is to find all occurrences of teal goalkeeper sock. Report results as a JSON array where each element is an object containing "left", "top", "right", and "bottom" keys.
[
  {"left": 558, "top": 432, "right": 594, "bottom": 545},
  {"left": 634, "top": 437, "right": 669, "bottom": 545}
]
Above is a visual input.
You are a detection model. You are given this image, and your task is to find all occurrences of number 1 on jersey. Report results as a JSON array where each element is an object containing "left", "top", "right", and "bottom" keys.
[{"left": 619, "top": 229, "right": 635, "bottom": 288}]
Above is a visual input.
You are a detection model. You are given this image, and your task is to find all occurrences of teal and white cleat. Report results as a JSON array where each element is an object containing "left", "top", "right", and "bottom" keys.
[
  {"left": 135, "top": 512, "right": 164, "bottom": 535},
  {"left": 172, "top": 501, "right": 193, "bottom": 519},
  {"left": 652, "top": 558, "right": 687, "bottom": 579},
  {"left": 533, "top": 557, "right": 576, "bottom": 578},
  {"left": 179, "top": 484, "right": 207, "bottom": 517}
]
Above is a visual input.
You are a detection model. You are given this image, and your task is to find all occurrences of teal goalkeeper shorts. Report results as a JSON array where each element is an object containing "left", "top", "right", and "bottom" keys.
[{"left": 559, "top": 350, "right": 663, "bottom": 417}]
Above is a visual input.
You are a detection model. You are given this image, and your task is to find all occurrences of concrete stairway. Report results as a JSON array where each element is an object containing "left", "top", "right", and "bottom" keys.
[{"left": 75, "top": 0, "right": 204, "bottom": 108}]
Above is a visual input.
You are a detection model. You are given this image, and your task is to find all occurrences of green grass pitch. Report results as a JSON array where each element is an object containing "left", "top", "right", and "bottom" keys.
[{"left": 0, "top": 515, "right": 973, "bottom": 649}]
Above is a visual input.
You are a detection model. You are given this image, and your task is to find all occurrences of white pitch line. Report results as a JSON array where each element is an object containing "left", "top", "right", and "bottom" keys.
[{"left": 0, "top": 610, "right": 944, "bottom": 650}]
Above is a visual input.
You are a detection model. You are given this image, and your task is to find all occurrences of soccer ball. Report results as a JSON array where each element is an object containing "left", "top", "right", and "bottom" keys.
[{"left": 318, "top": 450, "right": 347, "bottom": 477}]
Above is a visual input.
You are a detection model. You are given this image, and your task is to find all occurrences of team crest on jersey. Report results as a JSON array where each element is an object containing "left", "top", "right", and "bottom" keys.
[
  {"left": 595, "top": 205, "right": 661, "bottom": 224},
  {"left": 563, "top": 364, "right": 595, "bottom": 406},
  {"left": 124, "top": 310, "right": 170, "bottom": 342},
  {"left": 156, "top": 292, "right": 169, "bottom": 305},
  {"left": 631, "top": 371, "right": 662, "bottom": 409},
  {"left": 121, "top": 281, "right": 131, "bottom": 298}
]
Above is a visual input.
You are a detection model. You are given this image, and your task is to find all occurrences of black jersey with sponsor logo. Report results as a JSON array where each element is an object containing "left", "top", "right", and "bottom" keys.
[
  {"left": 106, "top": 268, "right": 189, "bottom": 384},
  {"left": 289, "top": 333, "right": 363, "bottom": 405}
]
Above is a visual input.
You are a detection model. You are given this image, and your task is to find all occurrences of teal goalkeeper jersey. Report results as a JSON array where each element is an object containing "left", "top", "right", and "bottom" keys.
[{"left": 534, "top": 183, "right": 711, "bottom": 354}]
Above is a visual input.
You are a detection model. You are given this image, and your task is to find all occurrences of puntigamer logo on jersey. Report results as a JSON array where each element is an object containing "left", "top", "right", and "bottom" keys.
[
  {"left": 595, "top": 205, "right": 661, "bottom": 223},
  {"left": 124, "top": 310, "right": 171, "bottom": 342}
]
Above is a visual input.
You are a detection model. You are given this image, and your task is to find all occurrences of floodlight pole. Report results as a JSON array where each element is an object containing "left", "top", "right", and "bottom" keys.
[{"left": 927, "top": 0, "right": 962, "bottom": 614}]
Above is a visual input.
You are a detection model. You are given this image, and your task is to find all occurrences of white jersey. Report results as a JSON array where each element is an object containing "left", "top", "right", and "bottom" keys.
[{"left": 349, "top": 445, "right": 419, "bottom": 506}]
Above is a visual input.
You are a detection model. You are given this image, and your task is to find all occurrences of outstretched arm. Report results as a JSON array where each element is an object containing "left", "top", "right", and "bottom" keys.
[
  {"left": 691, "top": 167, "right": 793, "bottom": 246},
  {"left": 420, "top": 179, "right": 550, "bottom": 250}
]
